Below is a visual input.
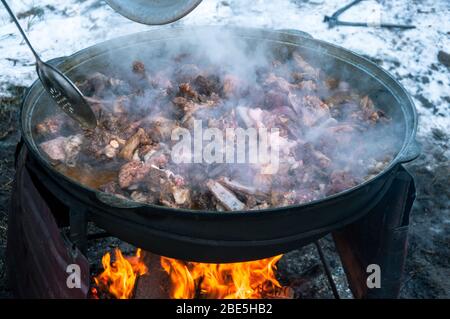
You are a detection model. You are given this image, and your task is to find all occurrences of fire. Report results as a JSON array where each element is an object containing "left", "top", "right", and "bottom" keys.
[
  {"left": 160, "top": 255, "right": 291, "bottom": 299},
  {"left": 93, "top": 248, "right": 292, "bottom": 299},
  {"left": 93, "top": 248, "right": 148, "bottom": 299}
]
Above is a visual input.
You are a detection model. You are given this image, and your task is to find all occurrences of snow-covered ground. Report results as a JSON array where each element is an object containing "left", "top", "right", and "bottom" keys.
[{"left": 0, "top": 0, "right": 449, "bottom": 137}]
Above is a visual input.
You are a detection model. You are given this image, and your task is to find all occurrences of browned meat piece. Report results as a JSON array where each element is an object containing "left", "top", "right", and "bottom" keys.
[
  {"left": 206, "top": 180, "right": 246, "bottom": 211},
  {"left": 298, "top": 80, "right": 317, "bottom": 91},
  {"left": 84, "top": 96, "right": 112, "bottom": 114},
  {"left": 35, "top": 115, "right": 65, "bottom": 136},
  {"left": 37, "top": 49, "right": 395, "bottom": 211},
  {"left": 179, "top": 82, "right": 199, "bottom": 100},
  {"left": 99, "top": 181, "right": 128, "bottom": 199},
  {"left": 112, "top": 96, "right": 130, "bottom": 114},
  {"left": 144, "top": 151, "right": 169, "bottom": 168},
  {"left": 64, "top": 135, "right": 84, "bottom": 167},
  {"left": 132, "top": 61, "right": 146, "bottom": 76},
  {"left": 294, "top": 143, "right": 331, "bottom": 169},
  {"left": 193, "top": 75, "right": 221, "bottom": 96},
  {"left": 270, "top": 190, "right": 296, "bottom": 207},
  {"left": 172, "top": 96, "right": 191, "bottom": 108},
  {"left": 119, "top": 128, "right": 150, "bottom": 161},
  {"left": 360, "top": 95, "right": 374, "bottom": 109},
  {"left": 295, "top": 189, "right": 319, "bottom": 204},
  {"left": 264, "top": 73, "right": 296, "bottom": 93},
  {"left": 118, "top": 160, "right": 151, "bottom": 189},
  {"left": 265, "top": 90, "right": 289, "bottom": 109},
  {"left": 218, "top": 177, "right": 269, "bottom": 199},
  {"left": 159, "top": 178, "right": 191, "bottom": 208},
  {"left": 40, "top": 136, "right": 67, "bottom": 162},
  {"left": 79, "top": 72, "right": 123, "bottom": 96},
  {"left": 327, "top": 171, "right": 357, "bottom": 195},
  {"left": 313, "top": 150, "right": 331, "bottom": 169},
  {"left": 359, "top": 95, "right": 387, "bottom": 123},
  {"left": 223, "top": 74, "right": 244, "bottom": 98},
  {"left": 292, "top": 52, "right": 319, "bottom": 79},
  {"left": 147, "top": 116, "right": 178, "bottom": 141},
  {"left": 83, "top": 126, "right": 127, "bottom": 159},
  {"left": 289, "top": 94, "right": 330, "bottom": 126},
  {"left": 149, "top": 71, "right": 173, "bottom": 91},
  {"left": 325, "top": 77, "right": 340, "bottom": 90},
  {"left": 39, "top": 134, "right": 83, "bottom": 166},
  {"left": 130, "top": 191, "right": 157, "bottom": 204}
]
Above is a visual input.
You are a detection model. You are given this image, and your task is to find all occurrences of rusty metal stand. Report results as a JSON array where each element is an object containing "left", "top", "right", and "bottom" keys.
[
  {"left": 69, "top": 208, "right": 88, "bottom": 254},
  {"left": 6, "top": 147, "right": 90, "bottom": 298},
  {"left": 332, "top": 165, "right": 415, "bottom": 298}
]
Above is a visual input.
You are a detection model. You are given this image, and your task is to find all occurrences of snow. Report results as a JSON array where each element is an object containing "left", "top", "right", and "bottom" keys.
[{"left": 0, "top": 0, "right": 449, "bottom": 136}]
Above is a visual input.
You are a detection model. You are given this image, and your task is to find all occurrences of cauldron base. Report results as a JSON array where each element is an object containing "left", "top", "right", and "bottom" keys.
[{"left": 6, "top": 145, "right": 415, "bottom": 298}]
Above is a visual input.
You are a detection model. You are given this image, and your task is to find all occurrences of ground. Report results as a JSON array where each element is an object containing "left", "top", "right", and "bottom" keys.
[{"left": 0, "top": 0, "right": 448, "bottom": 298}]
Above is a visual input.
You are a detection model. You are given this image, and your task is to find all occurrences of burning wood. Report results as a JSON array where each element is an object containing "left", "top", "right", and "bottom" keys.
[
  {"left": 93, "top": 249, "right": 293, "bottom": 300},
  {"left": 92, "top": 248, "right": 147, "bottom": 299}
]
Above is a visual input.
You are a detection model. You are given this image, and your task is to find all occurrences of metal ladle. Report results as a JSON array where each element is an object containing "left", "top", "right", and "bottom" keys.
[{"left": 1, "top": 0, "right": 97, "bottom": 129}]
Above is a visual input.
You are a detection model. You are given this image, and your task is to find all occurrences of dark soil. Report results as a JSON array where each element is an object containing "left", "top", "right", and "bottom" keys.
[
  {"left": 0, "top": 85, "right": 448, "bottom": 299},
  {"left": 0, "top": 85, "right": 26, "bottom": 298}
]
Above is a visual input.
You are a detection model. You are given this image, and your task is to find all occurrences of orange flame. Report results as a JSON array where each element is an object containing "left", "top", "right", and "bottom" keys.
[
  {"left": 160, "top": 255, "right": 290, "bottom": 299},
  {"left": 93, "top": 248, "right": 147, "bottom": 299}
]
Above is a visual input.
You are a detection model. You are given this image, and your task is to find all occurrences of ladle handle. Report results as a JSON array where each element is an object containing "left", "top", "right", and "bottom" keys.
[{"left": 1, "top": 0, "right": 41, "bottom": 60}]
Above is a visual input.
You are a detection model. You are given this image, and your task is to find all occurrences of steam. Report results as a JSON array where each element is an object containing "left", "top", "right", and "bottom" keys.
[{"left": 35, "top": 27, "right": 402, "bottom": 208}]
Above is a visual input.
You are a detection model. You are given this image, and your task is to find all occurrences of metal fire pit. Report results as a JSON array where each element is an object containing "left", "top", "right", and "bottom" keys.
[
  {"left": 6, "top": 144, "right": 416, "bottom": 298},
  {"left": 19, "top": 27, "right": 419, "bottom": 262}
]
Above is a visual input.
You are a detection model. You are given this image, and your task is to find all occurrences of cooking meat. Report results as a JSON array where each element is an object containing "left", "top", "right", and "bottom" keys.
[
  {"left": 206, "top": 180, "right": 246, "bottom": 211},
  {"left": 36, "top": 51, "right": 398, "bottom": 211},
  {"left": 118, "top": 160, "right": 151, "bottom": 189},
  {"left": 119, "top": 128, "right": 150, "bottom": 161},
  {"left": 39, "top": 134, "right": 83, "bottom": 167}
]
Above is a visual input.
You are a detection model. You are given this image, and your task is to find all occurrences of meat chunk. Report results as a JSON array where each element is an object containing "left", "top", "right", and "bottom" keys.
[
  {"left": 206, "top": 180, "right": 246, "bottom": 211},
  {"left": 289, "top": 94, "right": 330, "bottom": 126},
  {"left": 40, "top": 136, "right": 67, "bottom": 162},
  {"left": 178, "top": 82, "right": 200, "bottom": 102},
  {"left": 39, "top": 134, "right": 83, "bottom": 166},
  {"left": 223, "top": 74, "right": 245, "bottom": 98},
  {"left": 118, "top": 160, "right": 151, "bottom": 189},
  {"left": 132, "top": 60, "right": 146, "bottom": 76},
  {"left": 35, "top": 115, "right": 64, "bottom": 136},
  {"left": 193, "top": 75, "right": 221, "bottom": 96},
  {"left": 326, "top": 171, "right": 357, "bottom": 195},
  {"left": 218, "top": 177, "right": 269, "bottom": 199},
  {"left": 36, "top": 50, "right": 395, "bottom": 211},
  {"left": 292, "top": 52, "right": 319, "bottom": 79},
  {"left": 119, "top": 128, "right": 150, "bottom": 161}
]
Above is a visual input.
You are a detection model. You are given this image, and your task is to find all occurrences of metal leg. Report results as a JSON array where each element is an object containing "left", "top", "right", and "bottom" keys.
[
  {"left": 69, "top": 208, "right": 88, "bottom": 254},
  {"left": 315, "top": 240, "right": 340, "bottom": 299},
  {"left": 332, "top": 165, "right": 415, "bottom": 299}
]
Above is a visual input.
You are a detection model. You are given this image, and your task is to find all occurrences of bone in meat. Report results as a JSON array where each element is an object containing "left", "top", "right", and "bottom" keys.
[{"left": 206, "top": 180, "right": 246, "bottom": 211}]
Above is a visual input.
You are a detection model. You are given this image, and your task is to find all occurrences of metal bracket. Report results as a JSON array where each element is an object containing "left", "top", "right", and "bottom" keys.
[
  {"left": 69, "top": 207, "right": 88, "bottom": 254},
  {"left": 324, "top": 0, "right": 415, "bottom": 30}
]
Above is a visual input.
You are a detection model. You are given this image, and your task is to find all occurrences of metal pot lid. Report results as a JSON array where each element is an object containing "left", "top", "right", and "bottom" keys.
[{"left": 104, "top": 0, "right": 203, "bottom": 25}]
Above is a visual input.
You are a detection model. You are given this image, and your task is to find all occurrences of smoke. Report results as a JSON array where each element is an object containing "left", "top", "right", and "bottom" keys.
[{"left": 34, "top": 27, "right": 403, "bottom": 209}]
